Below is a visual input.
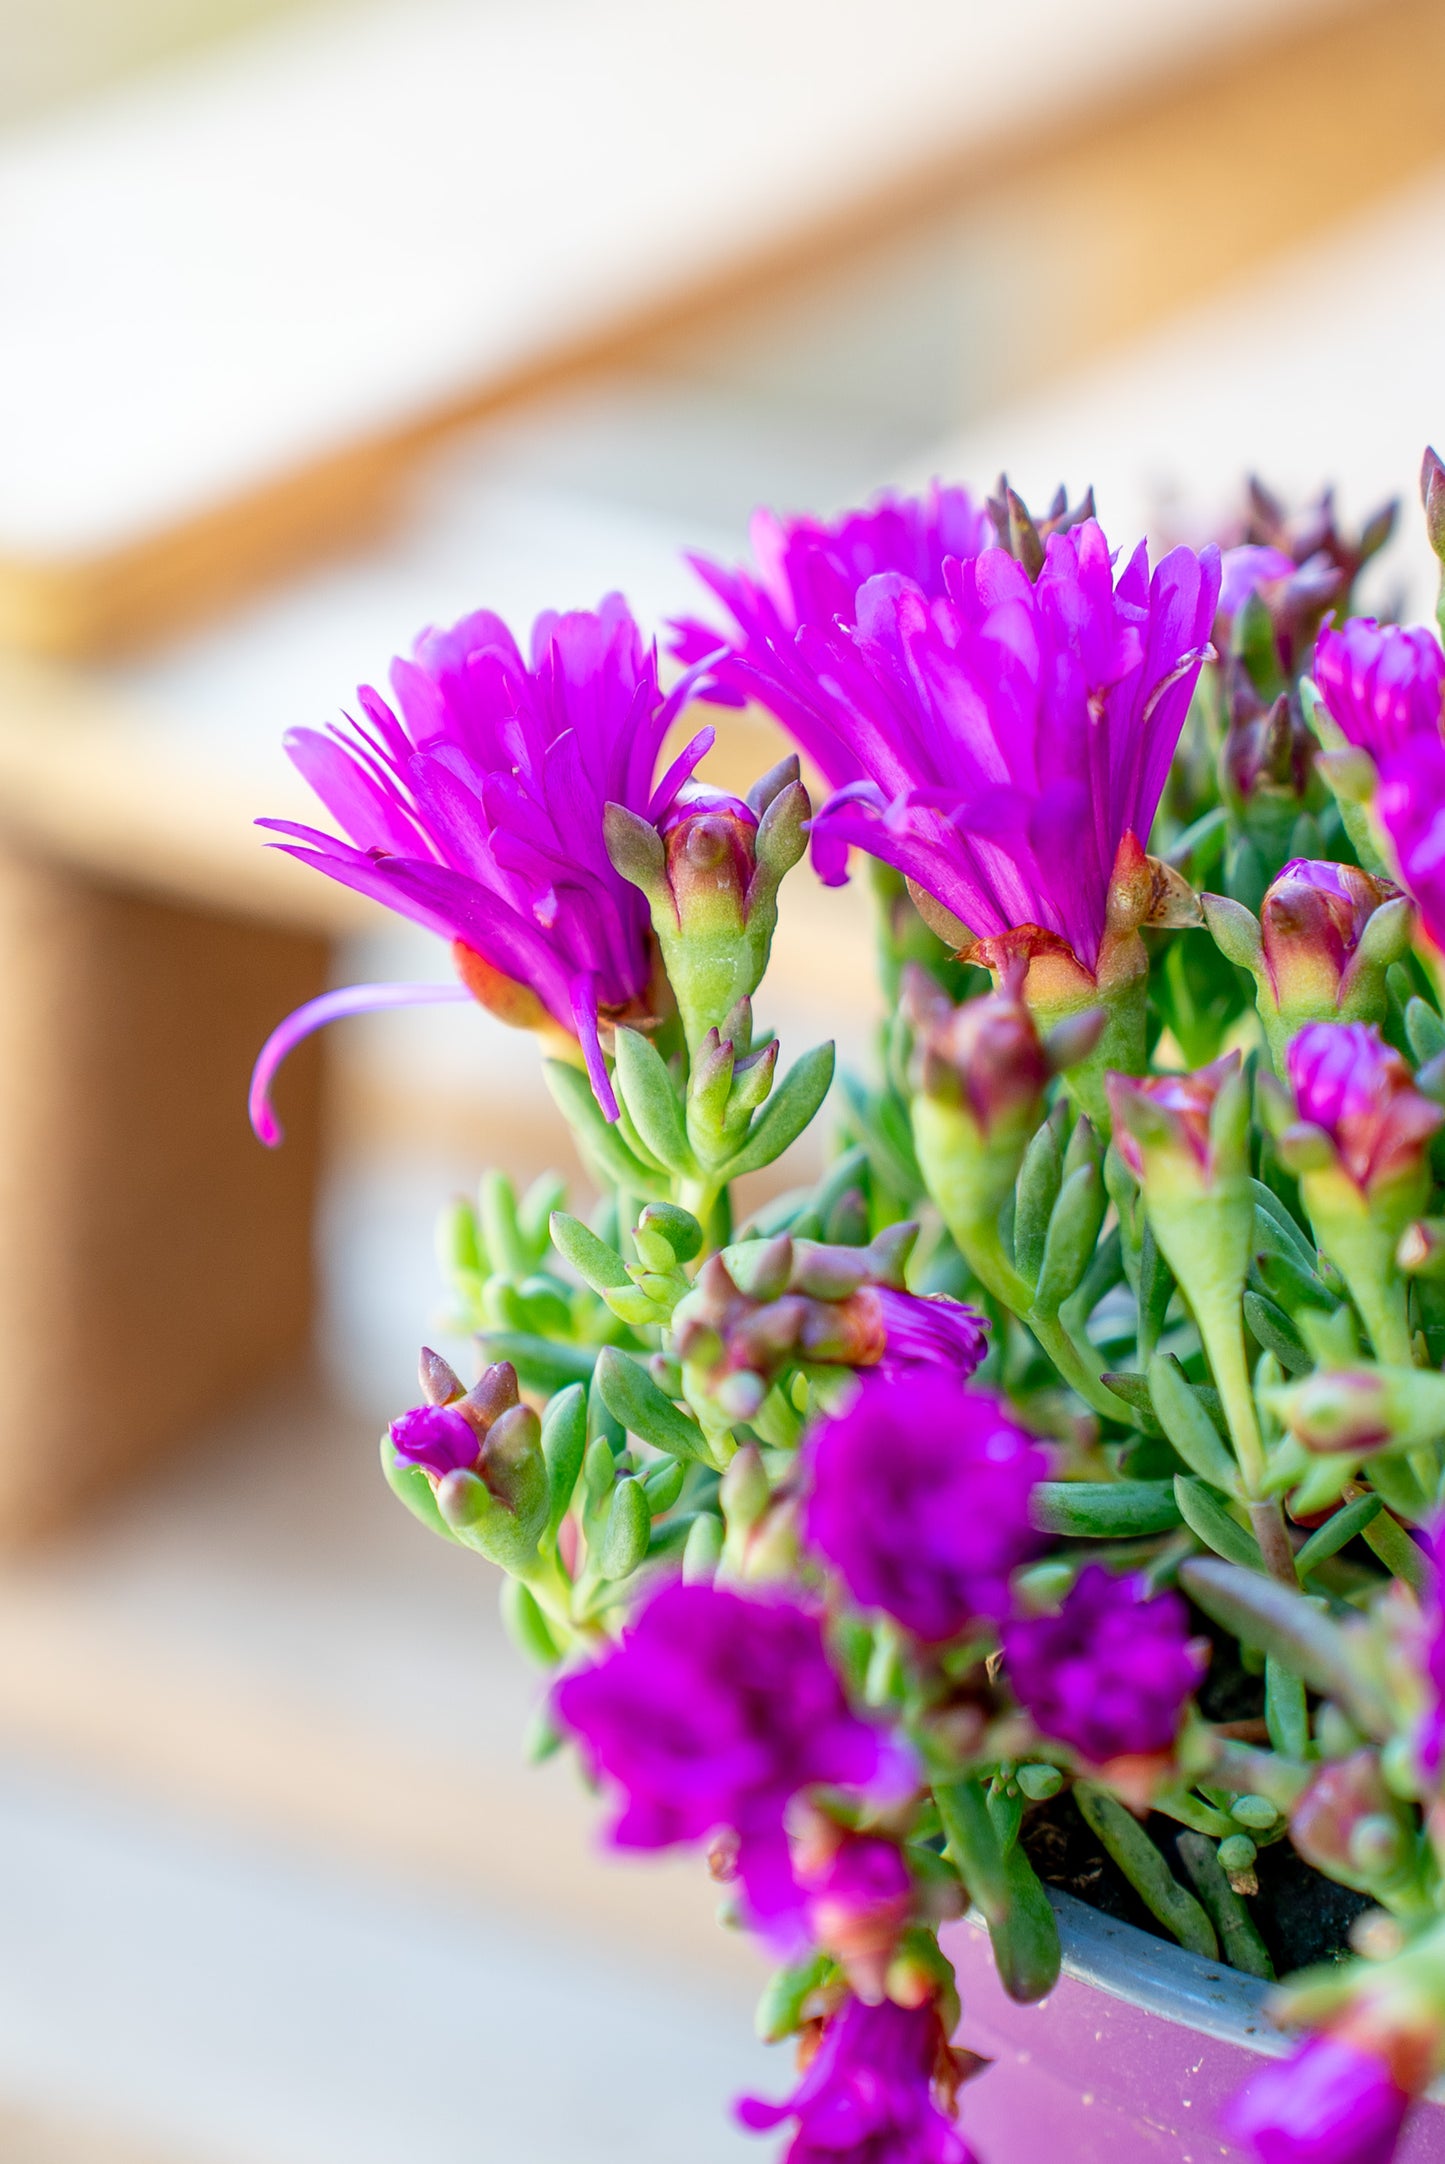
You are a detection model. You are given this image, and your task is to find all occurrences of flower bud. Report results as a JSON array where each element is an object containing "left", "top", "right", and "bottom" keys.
[
  {"left": 605, "top": 761, "right": 809, "bottom": 1050},
  {"left": 1286, "top": 1024, "right": 1442, "bottom": 1366},
  {"left": 388, "top": 1401, "right": 480, "bottom": 1477},
  {"left": 1291, "top": 1751, "right": 1402, "bottom": 1889},
  {"left": 418, "top": 1344, "right": 465, "bottom": 1405},
  {"left": 1251, "top": 860, "right": 1412, "bottom": 1065},
  {"left": 1422, "top": 445, "right": 1445, "bottom": 568}
]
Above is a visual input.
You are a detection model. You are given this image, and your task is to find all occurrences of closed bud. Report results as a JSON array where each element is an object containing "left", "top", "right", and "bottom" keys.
[
  {"left": 610, "top": 770, "right": 809, "bottom": 1050},
  {"left": 1252, "top": 860, "right": 1411, "bottom": 1069},
  {"left": 720, "top": 1442, "right": 771, "bottom": 1534},
  {"left": 1270, "top": 1364, "right": 1445, "bottom": 1458},
  {"left": 1422, "top": 445, "right": 1445, "bottom": 566},
  {"left": 459, "top": 1359, "right": 522, "bottom": 1433},
  {"left": 418, "top": 1345, "right": 465, "bottom": 1405},
  {"left": 1291, "top": 1751, "right": 1399, "bottom": 1885}
]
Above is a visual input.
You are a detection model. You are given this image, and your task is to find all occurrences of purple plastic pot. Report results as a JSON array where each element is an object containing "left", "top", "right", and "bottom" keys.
[{"left": 943, "top": 1890, "right": 1445, "bottom": 2161}]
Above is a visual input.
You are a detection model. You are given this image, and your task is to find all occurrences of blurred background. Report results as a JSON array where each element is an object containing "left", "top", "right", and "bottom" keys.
[{"left": 0, "top": 0, "right": 1442, "bottom": 2156}]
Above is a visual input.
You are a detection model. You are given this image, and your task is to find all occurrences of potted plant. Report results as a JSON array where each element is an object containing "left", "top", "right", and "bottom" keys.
[{"left": 251, "top": 460, "right": 1445, "bottom": 2163}]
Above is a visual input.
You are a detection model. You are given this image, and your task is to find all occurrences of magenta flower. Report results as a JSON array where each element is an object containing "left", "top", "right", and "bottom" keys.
[
  {"left": 1313, "top": 618, "right": 1445, "bottom": 762},
  {"left": 1224, "top": 2037, "right": 1412, "bottom": 2164},
  {"left": 737, "top": 1996, "right": 976, "bottom": 2164},
  {"left": 251, "top": 595, "right": 711, "bottom": 1135},
  {"left": 673, "top": 485, "right": 993, "bottom": 791},
  {"left": 798, "top": 522, "right": 1219, "bottom": 976},
  {"left": 1002, "top": 1566, "right": 1205, "bottom": 1764},
  {"left": 1287, "top": 1023, "right": 1442, "bottom": 1197},
  {"left": 805, "top": 1374, "right": 1045, "bottom": 1643},
  {"left": 553, "top": 1581, "right": 891, "bottom": 1938},
  {"left": 387, "top": 1403, "right": 480, "bottom": 1477},
  {"left": 874, "top": 1289, "right": 989, "bottom": 1380},
  {"left": 1378, "top": 733, "right": 1445, "bottom": 952}
]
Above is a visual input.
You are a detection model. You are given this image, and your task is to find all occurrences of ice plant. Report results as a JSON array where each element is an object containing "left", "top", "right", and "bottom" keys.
[
  {"left": 254, "top": 450, "right": 1445, "bottom": 2164},
  {"left": 1225, "top": 2037, "right": 1413, "bottom": 2164},
  {"left": 793, "top": 521, "right": 1219, "bottom": 1119},
  {"left": 1313, "top": 620, "right": 1445, "bottom": 765},
  {"left": 1378, "top": 733, "right": 1445, "bottom": 960},
  {"left": 737, "top": 1996, "right": 977, "bottom": 2164},
  {"left": 553, "top": 1581, "right": 891, "bottom": 1936},
  {"left": 672, "top": 484, "right": 994, "bottom": 790},
  {"left": 805, "top": 1374, "right": 1046, "bottom": 1642},
  {"left": 251, "top": 594, "right": 713, "bottom": 1130},
  {"left": 1002, "top": 1567, "right": 1206, "bottom": 1769}
]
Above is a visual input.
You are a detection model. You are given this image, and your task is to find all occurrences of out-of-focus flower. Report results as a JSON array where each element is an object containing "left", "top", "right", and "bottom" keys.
[
  {"left": 554, "top": 1581, "right": 890, "bottom": 1936},
  {"left": 253, "top": 595, "right": 711, "bottom": 1130},
  {"left": 737, "top": 1995, "right": 977, "bottom": 2164},
  {"left": 805, "top": 1373, "right": 1046, "bottom": 1642},
  {"left": 795, "top": 1824, "right": 915, "bottom": 1998},
  {"left": 1224, "top": 2035, "right": 1412, "bottom": 2164},
  {"left": 873, "top": 1288, "right": 989, "bottom": 1379},
  {"left": 387, "top": 1402, "right": 479, "bottom": 1477},
  {"left": 1378, "top": 734, "right": 1445, "bottom": 953},
  {"left": 673, "top": 485, "right": 993, "bottom": 790},
  {"left": 795, "top": 523, "right": 1218, "bottom": 994},
  {"left": 1287, "top": 1025, "right": 1442, "bottom": 1201},
  {"left": 1313, "top": 620, "right": 1445, "bottom": 765},
  {"left": 1002, "top": 1566, "right": 1206, "bottom": 1765}
]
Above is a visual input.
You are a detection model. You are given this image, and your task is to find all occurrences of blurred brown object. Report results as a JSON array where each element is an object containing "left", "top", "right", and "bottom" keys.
[{"left": 0, "top": 833, "right": 326, "bottom": 1540}]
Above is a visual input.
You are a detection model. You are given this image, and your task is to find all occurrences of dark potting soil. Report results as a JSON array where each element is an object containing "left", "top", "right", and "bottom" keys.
[{"left": 1021, "top": 1791, "right": 1374, "bottom": 1978}]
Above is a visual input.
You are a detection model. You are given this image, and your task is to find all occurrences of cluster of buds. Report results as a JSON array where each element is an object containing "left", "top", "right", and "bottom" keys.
[
  {"left": 670, "top": 1223, "right": 916, "bottom": 1426},
  {"left": 384, "top": 1351, "right": 548, "bottom": 1576},
  {"left": 984, "top": 475, "right": 1097, "bottom": 579}
]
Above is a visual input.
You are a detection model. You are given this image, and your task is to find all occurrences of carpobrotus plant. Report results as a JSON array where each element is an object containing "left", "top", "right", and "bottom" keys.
[{"left": 253, "top": 452, "right": 1445, "bottom": 2164}]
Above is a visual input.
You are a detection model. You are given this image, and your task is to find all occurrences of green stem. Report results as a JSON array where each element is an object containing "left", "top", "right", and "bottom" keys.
[
  {"left": 1194, "top": 1287, "right": 1268, "bottom": 1500},
  {"left": 957, "top": 1218, "right": 1136, "bottom": 1425}
]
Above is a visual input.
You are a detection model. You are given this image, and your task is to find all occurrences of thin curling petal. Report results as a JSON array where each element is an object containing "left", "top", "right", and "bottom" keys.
[
  {"left": 249, "top": 982, "right": 471, "bottom": 1146},
  {"left": 263, "top": 595, "right": 707, "bottom": 1120}
]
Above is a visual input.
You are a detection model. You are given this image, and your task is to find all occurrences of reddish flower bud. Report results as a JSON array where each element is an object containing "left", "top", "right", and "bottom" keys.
[
  {"left": 1260, "top": 861, "right": 1408, "bottom": 1028},
  {"left": 1288, "top": 1025, "right": 1442, "bottom": 1201}
]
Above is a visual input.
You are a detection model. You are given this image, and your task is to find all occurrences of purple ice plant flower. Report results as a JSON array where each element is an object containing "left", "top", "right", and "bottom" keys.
[
  {"left": 1286, "top": 1023, "right": 1442, "bottom": 1199},
  {"left": 1313, "top": 618, "right": 1445, "bottom": 763},
  {"left": 737, "top": 1995, "right": 977, "bottom": 2164},
  {"left": 1378, "top": 732, "right": 1445, "bottom": 954},
  {"left": 672, "top": 485, "right": 994, "bottom": 792},
  {"left": 1224, "top": 2036, "right": 1413, "bottom": 2164},
  {"left": 251, "top": 595, "right": 712, "bottom": 1136},
  {"left": 1002, "top": 1565, "right": 1206, "bottom": 1765},
  {"left": 387, "top": 1402, "right": 480, "bottom": 1477},
  {"left": 805, "top": 1373, "right": 1046, "bottom": 1643},
  {"left": 553, "top": 1580, "right": 893, "bottom": 1940},
  {"left": 795, "top": 520, "right": 1219, "bottom": 981},
  {"left": 874, "top": 1289, "right": 989, "bottom": 1380}
]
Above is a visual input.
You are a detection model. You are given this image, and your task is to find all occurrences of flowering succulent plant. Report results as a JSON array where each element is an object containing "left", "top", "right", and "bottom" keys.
[{"left": 255, "top": 452, "right": 1445, "bottom": 2164}]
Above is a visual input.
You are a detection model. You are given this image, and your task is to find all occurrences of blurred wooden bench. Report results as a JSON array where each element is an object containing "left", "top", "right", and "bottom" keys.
[{"left": 0, "top": 0, "right": 1436, "bottom": 1535}]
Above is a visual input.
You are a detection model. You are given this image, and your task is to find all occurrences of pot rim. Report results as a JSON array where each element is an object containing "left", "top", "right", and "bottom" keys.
[{"left": 1043, "top": 1887, "right": 1287, "bottom": 2059}]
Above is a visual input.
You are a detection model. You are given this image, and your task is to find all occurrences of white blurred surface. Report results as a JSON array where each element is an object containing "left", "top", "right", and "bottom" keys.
[
  {"left": 0, "top": 1755, "right": 771, "bottom": 2164},
  {"left": 0, "top": 0, "right": 1347, "bottom": 553},
  {"left": 935, "top": 163, "right": 1445, "bottom": 624}
]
